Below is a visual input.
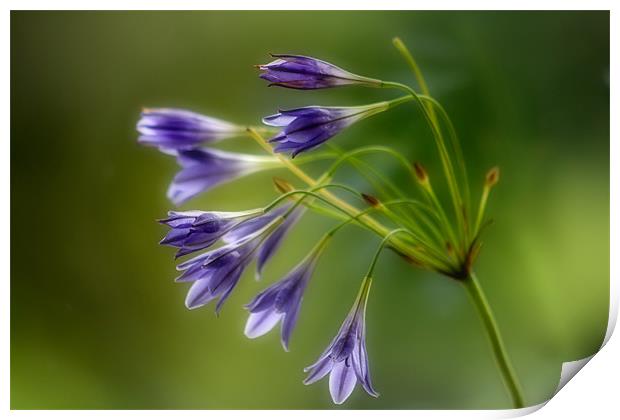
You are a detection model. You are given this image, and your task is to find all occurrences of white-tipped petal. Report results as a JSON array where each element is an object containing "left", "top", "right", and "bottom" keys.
[{"left": 244, "top": 309, "right": 283, "bottom": 339}]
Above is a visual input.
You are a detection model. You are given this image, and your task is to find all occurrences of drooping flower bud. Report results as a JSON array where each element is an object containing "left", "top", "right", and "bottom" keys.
[
  {"left": 244, "top": 235, "right": 328, "bottom": 350},
  {"left": 303, "top": 276, "right": 378, "bottom": 404}
]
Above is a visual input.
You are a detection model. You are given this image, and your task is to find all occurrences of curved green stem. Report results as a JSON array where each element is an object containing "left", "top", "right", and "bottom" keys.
[
  {"left": 325, "top": 145, "right": 414, "bottom": 180},
  {"left": 464, "top": 272, "right": 525, "bottom": 408},
  {"left": 247, "top": 128, "right": 451, "bottom": 272},
  {"left": 419, "top": 95, "right": 471, "bottom": 221},
  {"left": 263, "top": 184, "right": 362, "bottom": 215},
  {"left": 294, "top": 151, "right": 340, "bottom": 165},
  {"left": 392, "top": 37, "right": 433, "bottom": 109},
  {"left": 384, "top": 82, "right": 464, "bottom": 226},
  {"left": 380, "top": 199, "right": 447, "bottom": 246},
  {"left": 325, "top": 145, "right": 421, "bottom": 231},
  {"left": 366, "top": 228, "right": 417, "bottom": 276}
]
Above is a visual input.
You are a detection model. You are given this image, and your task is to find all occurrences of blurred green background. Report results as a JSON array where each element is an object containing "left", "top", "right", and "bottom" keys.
[{"left": 11, "top": 11, "right": 609, "bottom": 409}]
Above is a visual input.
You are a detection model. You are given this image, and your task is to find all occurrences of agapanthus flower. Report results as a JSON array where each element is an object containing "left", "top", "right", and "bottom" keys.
[
  {"left": 303, "top": 277, "right": 378, "bottom": 404},
  {"left": 178, "top": 242, "right": 254, "bottom": 313},
  {"left": 258, "top": 54, "right": 381, "bottom": 90},
  {"left": 263, "top": 104, "right": 388, "bottom": 157},
  {"left": 176, "top": 220, "right": 277, "bottom": 313},
  {"left": 137, "top": 108, "right": 243, "bottom": 150},
  {"left": 167, "top": 148, "right": 278, "bottom": 205},
  {"left": 244, "top": 236, "right": 326, "bottom": 350},
  {"left": 159, "top": 209, "right": 262, "bottom": 258},
  {"left": 170, "top": 204, "right": 304, "bottom": 313}
]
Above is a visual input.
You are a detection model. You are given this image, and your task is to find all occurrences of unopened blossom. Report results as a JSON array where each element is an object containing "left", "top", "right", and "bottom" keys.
[
  {"left": 170, "top": 205, "right": 303, "bottom": 313},
  {"left": 159, "top": 209, "right": 262, "bottom": 258},
  {"left": 178, "top": 245, "right": 251, "bottom": 313},
  {"left": 244, "top": 236, "right": 327, "bottom": 350},
  {"left": 167, "top": 148, "right": 278, "bottom": 205},
  {"left": 263, "top": 104, "right": 388, "bottom": 157},
  {"left": 176, "top": 222, "right": 275, "bottom": 313},
  {"left": 258, "top": 54, "right": 381, "bottom": 90},
  {"left": 304, "top": 277, "right": 378, "bottom": 404},
  {"left": 137, "top": 108, "right": 244, "bottom": 150}
]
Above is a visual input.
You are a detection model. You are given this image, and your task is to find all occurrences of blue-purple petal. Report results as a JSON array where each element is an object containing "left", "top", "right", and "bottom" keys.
[
  {"left": 185, "top": 278, "right": 216, "bottom": 309},
  {"left": 352, "top": 338, "right": 379, "bottom": 397},
  {"left": 256, "top": 208, "right": 304, "bottom": 277},
  {"left": 258, "top": 54, "right": 378, "bottom": 90},
  {"left": 303, "top": 356, "right": 334, "bottom": 385},
  {"left": 244, "top": 308, "right": 283, "bottom": 338},
  {"left": 264, "top": 105, "right": 376, "bottom": 157},
  {"left": 137, "top": 108, "right": 241, "bottom": 149},
  {"left": 280, "top": 298, "right": 302, "bottom": 351},
  {"left": 329, "top": 360, "right": 357, "bottom": 404}
]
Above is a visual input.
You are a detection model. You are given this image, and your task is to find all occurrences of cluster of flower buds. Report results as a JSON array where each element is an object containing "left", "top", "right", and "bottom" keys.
[{"left": 138, "top": 43, "right": 501, "bottom": 405}]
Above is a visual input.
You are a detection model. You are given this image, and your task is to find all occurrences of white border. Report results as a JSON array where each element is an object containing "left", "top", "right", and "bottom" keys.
[{"left": 3, "top": 2, "right": 616, "bottom": 418}]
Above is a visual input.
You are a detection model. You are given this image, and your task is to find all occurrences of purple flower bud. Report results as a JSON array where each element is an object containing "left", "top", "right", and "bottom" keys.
[
  {"left": 303, "top": 278, "right": 378, "bottom": 404},
  {"left": 179, "top": 246, "right": 250, "bottom": 313},
  {"left": 167, "top": 148, "right": 278, "bottom": 205},
  {"left": 263, "top": 104, "right": 387, "bottom": 158},
  {"left": 259, "top": 54, "right": 381, "bottom": 90},
  {"left": 137, "top": 108, "right": 243, "bottom": 150},
  {"left": 244, "top": 236, "right": 325, "bottom": 350},
  {"left": 170, "top": 205, "right": 304, "bottom": 314},
  {"left": 159, "top": 209, "right": 262, "bottom": 258},
  {"left": 176, "top": 221, "right": 275, "bottom": 313}
]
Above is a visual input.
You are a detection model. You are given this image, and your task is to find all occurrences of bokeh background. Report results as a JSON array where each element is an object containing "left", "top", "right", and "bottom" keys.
[{"left": 11, "top": 11, "right": 609, "bottom": 409}]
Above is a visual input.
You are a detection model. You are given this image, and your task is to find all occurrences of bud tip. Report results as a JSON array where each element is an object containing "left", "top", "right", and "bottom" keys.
[
  {"left": 413, "top": 162, "right": 428, "bottom": 184},
  {"left": 486, "top": 166, "right": 500, "bottom": 188},
  {"left": 362, "top": 193, "right": 380, "bottom": 208},
  {"left": 273, "top": 177, "right": 294, "bottom": 194}
]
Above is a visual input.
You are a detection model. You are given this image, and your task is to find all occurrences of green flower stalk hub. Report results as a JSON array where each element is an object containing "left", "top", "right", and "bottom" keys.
[{"left": 138, "top": 37, "right": 525, "bottom": 408}]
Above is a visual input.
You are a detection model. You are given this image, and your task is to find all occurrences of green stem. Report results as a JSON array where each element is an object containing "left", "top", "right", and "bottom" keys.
[
  {"left": 474, "top": 185, "right": 490, "bottom": 236},
  {"left": 325, "top": 145, "right": 414, "bottom": 181},
  {"left": 383, "top": 82, "right": 466, "bottom": 245},
  {"left": 392, "top": 37, "right": 433, "bottom": 105},
  {"left": 247, "top": 128, "right": 453, "bottom": 273},
  {"left": 419, "top": 95, "right": 471, "bottom": 221},
  {"left": 464, "top": 272, "right": 525, "bottom": 408}
]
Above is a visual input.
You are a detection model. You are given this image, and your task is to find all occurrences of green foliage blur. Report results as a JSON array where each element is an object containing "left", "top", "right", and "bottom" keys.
[{"left": 10, "top": 11, "right": 609, "bottom": 409}]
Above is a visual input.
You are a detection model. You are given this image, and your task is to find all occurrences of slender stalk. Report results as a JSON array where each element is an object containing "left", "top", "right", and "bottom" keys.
[
  {"left": 419, "top": 94, "right": 471, "bottom": 220},
  {"left": 464, "top": 272, "right": 525, "bottom": 408},
  {"left": 247, "top": 128, "right": 391, "bottom": 238},
  {"left": 392, "top": 37, "right": 438, "bottom": 125},
  {"left": 325, "top": 145, "right": 415, "bottom": 180},
  {"left": 325, "top": 144, "right": 421, "bottom": 231},
  {"left": 247, "top": 128, "right": 451, "bottom": 272},
  {"left": 474, "top": 185, "right": 491, "bottom": 236},
  {"left": 384, "top": 82, "right": 464, "bottom": 228}
]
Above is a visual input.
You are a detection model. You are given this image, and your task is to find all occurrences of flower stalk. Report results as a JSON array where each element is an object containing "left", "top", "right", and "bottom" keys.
[
  {"left": 463, "top": 272, "right": 525, "bottom": 408},
  {"left": 247, "top": 128, "right": 446, "bottom": 271}
]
